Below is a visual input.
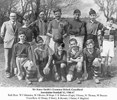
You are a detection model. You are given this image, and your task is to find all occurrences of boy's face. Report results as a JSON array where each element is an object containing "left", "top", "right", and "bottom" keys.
[
  {"left": 39, "top": 12, "right": 45, "bottom": 19},
  {"left": 107, "top": 20, "right": 114, "bottom": 27},
  {"left": 57, "top": 45, "right": 63, "bottom": 52},
  {"left": 23, "top": 19, "right": 30, "bottom": 25},
  {"left": 70, "top": 41, "right": 77, "bottom": 48},
  {"left": 74, "top": 13, "right": 80, "bottom": 20},
  {"left": 54, "top": 11, "right": 61, "bottom": 20},
  {"left": 89, "top": 14, "right": 96, "bottom": 21},
  {"left": 18, "top": 34, "right": 26, "bottom": 41},
  {"left": 86, "top": 43, "right": 94, "bottom": 49}
]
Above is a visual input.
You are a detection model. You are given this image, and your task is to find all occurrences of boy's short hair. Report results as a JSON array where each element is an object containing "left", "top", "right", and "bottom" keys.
[
  {"left": 69, "top": 38, "right": 77, "bottom": 44},
  {"left": 86, "top": 39, "right": 94, "bottom": 45},
  {"left": 53, "top": 8, "right": 61, "bottom": 13},
  {"left": 35, "top": 36, "right": 44, "bottom": 43},
  {"left": 18, "top": 31, "right": 26, "bottom": 36},
  {"left": 73, "top": 9, "right": 81, "bottom": 14},
  {"left": 89, "top": 8, "right": 96, "bottom": 15}
]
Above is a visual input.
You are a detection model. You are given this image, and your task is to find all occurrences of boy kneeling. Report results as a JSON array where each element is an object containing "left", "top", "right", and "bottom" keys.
[
  {"left": 67, "top": 38, "right": 83, "bottom": 84},
  {"left": 34, "top": 36, "right": 54, "bottom": 82},
  {"left": 83, "top": 39, "right": 101, "bottom": 84},
  {"left": 52, "top": 42, "right": 67, "bottom": 82}
]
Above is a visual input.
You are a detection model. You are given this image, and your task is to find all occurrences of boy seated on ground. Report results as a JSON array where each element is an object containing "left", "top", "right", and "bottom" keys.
[
  {"left": 12, "top": 31, "right": 37, "bottom": 85},
  {"left": 83, "top": 39, "right": 101, "bottom": 84},
  {"left": 34, "top": 36, "right": 54, "bottom": 82},
  {"left": 66, "top": 38, "right": 83, "bottom": 84},
  {"left": 52, "top": 42, "right": 67, "bottom": 82}
]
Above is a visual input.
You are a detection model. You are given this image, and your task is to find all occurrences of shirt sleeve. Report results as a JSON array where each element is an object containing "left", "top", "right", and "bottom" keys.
[
  {"left": 47, "top": 45, "right": 54, "bottom": 56},
  {"left": 34, "top": 49, "right": 39, "bottom": 65},
  {"left": 0, "top": 22, "right": 6, "bottom": 38},
  {"left": 80, "top": 22, "right": 86, "bottom": 36},
  {"left": 98, "top": 22, "right": 104, "bottom": 30},
  {"left": 83, "top": 48, "right": 87, "bottom": 61},
  {"left": 47, "top": 21, "right": 52, "bottom": 34},
  {"left": 96, "top": 48, "right": 101, "bottom": 58}
]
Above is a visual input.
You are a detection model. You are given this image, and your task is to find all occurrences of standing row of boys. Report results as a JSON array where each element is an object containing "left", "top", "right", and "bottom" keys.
[{"left": 1, "top": 8, "right": 117, "bottom": 85}]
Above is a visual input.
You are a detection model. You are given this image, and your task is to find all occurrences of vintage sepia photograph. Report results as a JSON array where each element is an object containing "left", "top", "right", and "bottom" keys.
[{"left": 0, "top": 0, "right": 117, "bottom": 91}]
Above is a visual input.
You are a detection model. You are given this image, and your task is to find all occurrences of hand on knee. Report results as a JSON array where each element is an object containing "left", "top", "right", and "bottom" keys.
[
  {"left": 60, "top": 63, "right": 66, "bottom": 68},
  {"left": 66, "top": 74, "right": 73, "bottom": 82}
]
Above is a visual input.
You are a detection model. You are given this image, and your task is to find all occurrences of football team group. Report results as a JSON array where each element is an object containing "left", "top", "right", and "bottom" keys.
[{"left": 1, "top": 7, "right": 117, "bottom": 85}]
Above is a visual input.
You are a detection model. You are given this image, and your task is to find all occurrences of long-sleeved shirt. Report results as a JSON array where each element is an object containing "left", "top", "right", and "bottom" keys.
[
  {"left": 86, "top": 20, "right": 103, "bottom": 39},
  {"left": 69, "top": 19, "right": 86, "bottom": 36},
  {"left": 47, "top": 19, "right": 68, "bottom": 40},
  {"left": 34, "top": 45, "right": 54, "bottom": 66},
  {"left": 53, "top": 50, "right": 67, "bottom": 65},
  {"left": 36, "top": 19, "right": 48, "bottom": 36},
  {"left": 101, "top": 27, "right": 117, "bottom": 47},
  {"left": 12, "top": 42, "right": 32, "bottom": 62},
  {"left": 83, "top": 47, "right": 100, "bottom": 63}
]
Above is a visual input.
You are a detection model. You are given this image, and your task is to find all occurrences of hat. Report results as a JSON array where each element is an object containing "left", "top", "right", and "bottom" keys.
[
  {"left": 89, "top": 8, "right": 96, "bottom": 15},
  {"left": 86, "top": 39, "right": 94, "bottom": 45},
  {"left": 73, "top": 9, "right": 81, "bottom": 14},
  {"left": 53, "top": 8, "right": 61, "bottom": 13}
]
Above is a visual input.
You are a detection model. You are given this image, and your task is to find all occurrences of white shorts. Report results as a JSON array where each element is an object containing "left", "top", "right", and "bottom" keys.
[
  {"left": 49, "top": 38, "right": 55, "bottom": 52},
  {"left": 70, "top": 35, "right": 84, "bottom": 50},
  {"left": 101, "top": 40, "right": 114, "bottom": 57}
]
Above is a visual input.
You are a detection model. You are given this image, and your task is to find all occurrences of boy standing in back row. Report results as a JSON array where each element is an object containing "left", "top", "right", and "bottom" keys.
[
  {"left": 69, "top": 9, "right": 86, "bottom": 50},
  {"left": 47, "top": 8, "right": 68, "bottom": 52}
]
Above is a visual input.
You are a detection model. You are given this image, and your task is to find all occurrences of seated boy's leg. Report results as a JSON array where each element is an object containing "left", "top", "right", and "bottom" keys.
[
  {"left": 92, "top": 58, "right": 101, "bottom": 84},
  {"left": 60, "top": 63, "right": 67, "bottom": 82},
  {"left": 16, "top": 57, "right": 25, "bottom": 80},
  {"left": 100, "top": 57, "right": 106, "bottom": 77},
  {"left": 76, "top": 62, "right": 82, "bottom": 84},
  {"left": 53, "top": 64, "right": 60, "bottom": 81},
  {"left": 106, "top": 56, "right": 113, "bottom": 77},
  {"left": 66, "top": 63, "right": 75, "bottom": 82}
]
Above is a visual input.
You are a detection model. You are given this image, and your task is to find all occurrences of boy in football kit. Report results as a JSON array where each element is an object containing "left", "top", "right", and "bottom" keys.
[
  {"left": 34, "top": 36, "right": 54, "bottom": 82},
  {"left": 86, "top": 8, "right": 104, "bottom": 48},
  {"left": 47, "top": 8, "right": 68, "bottom": 52},
  {"left": 101, "top": 17, "right": 117, "bottom": 77},
  {"left": 52, "top": 42, "right": 67, "bottom": 82},
  {"left": 67, "top": 38, "right": 83, "bottom": 84},
  {"left": 83, "top": 39, "right": 101, "bottom": 84},
  {"left": 12, "top": 31, "right": 36, "bottom": 84},
  {"left": 69, "top": 9, "right": 86, "bottom": 50}
]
